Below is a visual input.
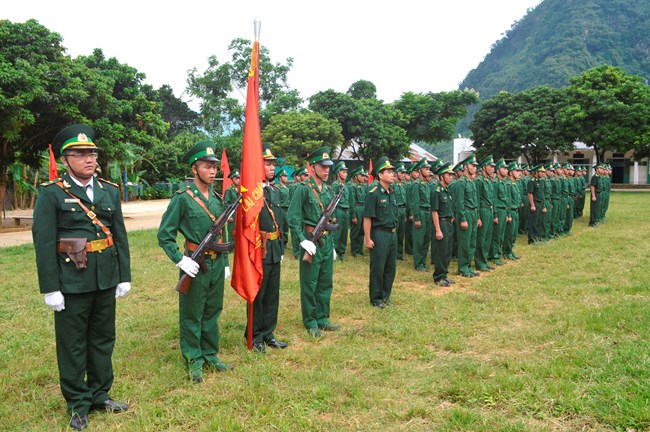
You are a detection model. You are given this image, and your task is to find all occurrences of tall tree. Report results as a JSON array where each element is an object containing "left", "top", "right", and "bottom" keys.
[
  {"left": 347, "top": 80, "right": 377, "bottom": 100},
  {"left": 560, "top": 65, "right": 650, "bottom": 161},
  {"left": 144, "top": 84, "right": 199, "bottom": 139},
  {"left": 187, "top": 38, "right": 302, "bottom": 135}
]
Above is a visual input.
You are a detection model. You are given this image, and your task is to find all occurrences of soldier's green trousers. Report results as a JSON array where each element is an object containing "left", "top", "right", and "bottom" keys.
[
  {"left": 369, "top": 229, "right": 397, "bottom": 305},
  {"left": 412, "top": 214, "right": 431, "bottom": 270},
  {"left": 503, "top": 211, "right": 519, "bottom": 258},
  {"left": 246, "top": 260, "right": 280, "bottom": 345},
  {"left": 551, "top": 198, "right": 561, "bottom": 237},
  {"left": 457, "top": 209, "right": 478, "bottom": 275},
  {"left": 299, "top": 236, "right": 334, "bottom": 330},
  {"left": 179, "top": 254, "right": 226, "bottom": 373},
  {"left": 557, "top": 197, "right": 567, "bottom": 234},
  {"left": 396, "top": 207, "right": 407, "bottom": 260},
  {"left": 405, "top": 217, "right": 413, "bottom": 255},
  {"left": 475, "top": 207, "right": 494, "bottom": 270},
  {"left": 528, "top": 205, "right": 542, "bottom": 243},
  {"left": 589, "top": 194, "right": 601, "bottom": 226},
  {"left": 542, "top": 200, "right": 552, "bottom": 239},
  {"left": 564, "top": 199, "right": 574, "bottom": 233},
  {"left": 432, "top": 219, "right": 453, "bottom": 282},
  {"left": 350, "top": 206, "right": 365, "bottom": 256},
  {"left": 55, "top": 287, "right": 116, "bottom": 416},
  {"left": 332, "top": 208, "right": 350, "bottom": 258},
  {"left": 490, "top": 208, "right": 508, "bottom": 260}
]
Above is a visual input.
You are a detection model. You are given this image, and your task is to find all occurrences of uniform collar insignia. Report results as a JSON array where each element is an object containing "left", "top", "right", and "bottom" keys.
[{"left": 62, "top": 180, "right": 71, "bottom": 189}]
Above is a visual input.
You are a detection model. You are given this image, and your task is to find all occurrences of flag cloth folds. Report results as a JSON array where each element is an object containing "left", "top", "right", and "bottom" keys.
[
  {"left": 368, "top": 159, "right": 374, "bottom": 184},
  {"left": 231, "top": 39, "right": 264, "bottom": 303},
  {"left": 220, "top": 148, "right": 231, "bottom": 195},
  {"left": 48, "top": 144, "right": 58, "bottom": 180}
]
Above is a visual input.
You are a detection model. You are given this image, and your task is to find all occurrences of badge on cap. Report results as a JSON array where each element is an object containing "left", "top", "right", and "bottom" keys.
[{"left": 78, "top": 133, "right": 89, "bottom": 142}]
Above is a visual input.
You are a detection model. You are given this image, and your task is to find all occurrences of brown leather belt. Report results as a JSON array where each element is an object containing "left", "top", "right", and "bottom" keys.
[
  {"left": 261, "top": 230, "right": 280, "bottom": 241},
  {"left": 57, "top": 237, "right": 114, "bottom": 253},
  {"left": 306, "top": 225, "right": 328, "bottom": 236},
  {"left": 185, "top": 241, "right": 219, "bottom": 258}
]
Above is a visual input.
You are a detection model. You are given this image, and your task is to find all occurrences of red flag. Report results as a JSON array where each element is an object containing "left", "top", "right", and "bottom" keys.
[
  {"left": 220, "top": 148, "right": 231, "bottom": 195},
  {"left": 48, "top": 144, "right": 58, "bottom": 180},
  {"left": 231, "top": 38, "right": 264, "bottom": 304},
  {"left": 368, "top": 159, "right": 374, "bottom": 184}
]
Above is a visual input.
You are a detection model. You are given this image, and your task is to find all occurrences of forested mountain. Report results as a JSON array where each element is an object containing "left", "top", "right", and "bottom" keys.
[{"left": 460, "top": 0, "right": 650, "bottom": 100}]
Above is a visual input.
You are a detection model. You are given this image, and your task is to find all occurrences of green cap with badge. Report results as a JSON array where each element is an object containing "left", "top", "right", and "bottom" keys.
[
  {"left": 306, "top": 145, "right": 333, "bottom": 166},
  {"left": 494, "top": 158, "right": 507, "bottom": 170},
  {"left": 54, "top": 124, "right": 97, "bottom": 157},
  {"left": 413, "top": 157, "right": 431, "bottom": 171},
  {"left": 374, "top": 156, "right": 394, "bottom": 175},
  {"left": 394, "top": 162, "right": 407, "bottom": 173},
  {"left": 435, "top": 162, "right": 454, "bottom": 176},
  {"left": 453, "top": 162, "right": 464, "bottom": 173},
  {"left": 479, "top": 155, "right": 496, "bottom": 168},
  {"left": 507, "top": 161, "right": 521, "bottom": 171},
  {"left": 262, "top": 142, "right": 277, "bottom": 161},
  {"left": 228, "top": 169, "right": 240, "bottom": 179},
  {"left": 275, "top": 168, "right": 287, "bottom": 178},
  {"left": 333, "top": 161, "right": 348, "bottom": 175},
  {"left": 430, "top": 159, "right": 443, "bottom": 173},
  {"left": 182, "top": 140, "right": 219, "bottom": 166},
  {"left": 460, "top": 154, "right": 478, "bottom": 166},
  {"left": 350, "top": 166, "right": 364, "bottom": 177}
]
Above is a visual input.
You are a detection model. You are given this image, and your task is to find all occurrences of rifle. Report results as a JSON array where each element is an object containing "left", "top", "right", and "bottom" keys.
[
  {"left": 176, "top": 194, "right": 242, "bottom": 294},
  {"left": 303, "top": 184, "right": 345, "bottom": 264}
]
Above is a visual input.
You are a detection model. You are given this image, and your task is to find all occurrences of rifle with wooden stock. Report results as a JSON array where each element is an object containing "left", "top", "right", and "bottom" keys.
[
  {"left": 176, "top": 194, "right": 242, "bottom": 294},
  {"left": 303, "top": 185, "right": 345, "bottom": 264}
]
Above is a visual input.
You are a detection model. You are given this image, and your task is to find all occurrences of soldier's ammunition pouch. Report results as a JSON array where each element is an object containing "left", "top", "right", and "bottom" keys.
[{"left": 57, "top": 238, "right": 88, "bottom": 270}]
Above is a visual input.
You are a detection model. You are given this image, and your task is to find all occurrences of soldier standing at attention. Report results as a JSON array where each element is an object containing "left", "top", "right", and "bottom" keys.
[
  {"left": 349, "top": 166, "right": 368, "bottom": 257},
  {"left": 409, "top": 158, "right": 432, "bottom": 272},
  {"left": 363, "top": 157, "right": 398, "bottom": 308},
  {"left": 448, "top": 163, "right": 464, "bottom": 261},
  {"left": 287, "top": 146, "right": 341, "bottom": 338},
  {"left": 158, "top": 141, "right": 233, "bottom": 383},
  {"left": 453, "top": 155, "right": 481, "bottom": 277},
  {"left": 542, "top": 164, "right": 554, "bottom": 240},
  {"left": 246, "top": 144, "right": 287, "bottom": 353},
  {"left": 428, "top": 159, "right": 443, "bottom": 267},
  {"left": 276, "top": 168, "right": 291, "bottom": 247},
  {"left": 223, "top": 169, "right": 240, "bottom": 243},
  {"left": 474, "top": 155, "right": 496, "bottom": 272},
  {"left": 289, "top": 167, "right": 309, "bottom": 258},
  {"left": 575, "top": 166, "right": 587, "bottom": 218},
  {"left": 331, "top": 161, "right": 351, "bottom": 261},
  {"left": 518, "top": 164, "right": 531, "bottom": 234},
  {"left": 489, "top": 158, "right": 511, "bottom": 266},
  {"left": 404, "top": 163, "right": 418, "bottom": 256},
  {"left": 33, "top": 124, "right": 131, "bottom": 430},
  {"left": 503, "top": 162, "right": 522, "bottom": 260},
  {"left": 527, "top": 164, "right": 547, "bottom": 245},
  {"left": 431, "top": 162, "right": 456, "bottom": 286},
  {"left": 562, "top": 163, "right": 576, "bottom": 235},
  {"left": 589, "top": 163, "right": 605, "bottom": 227},
  {"left": 393, "top": 163, "right": 408, "bottom": 261}
]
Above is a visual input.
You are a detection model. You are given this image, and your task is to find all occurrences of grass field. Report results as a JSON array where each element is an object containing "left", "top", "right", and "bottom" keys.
[{"left": 1, "top": 192, "right": 649, "bottom": 431}]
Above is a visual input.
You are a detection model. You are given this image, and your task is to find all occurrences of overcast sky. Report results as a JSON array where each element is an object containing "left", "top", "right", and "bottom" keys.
[{"left": 5, "top": 0, "right": 541, "bottom": 107}]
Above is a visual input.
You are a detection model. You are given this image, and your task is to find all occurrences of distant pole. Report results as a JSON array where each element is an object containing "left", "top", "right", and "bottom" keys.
[{"left": 122, "top": 169, "right": 128, "bottom": 202}]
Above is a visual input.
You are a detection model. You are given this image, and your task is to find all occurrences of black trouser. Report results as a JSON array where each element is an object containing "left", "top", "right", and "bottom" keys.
[{"left": 432, "top": 219, "right": 453, "bottom": 282}]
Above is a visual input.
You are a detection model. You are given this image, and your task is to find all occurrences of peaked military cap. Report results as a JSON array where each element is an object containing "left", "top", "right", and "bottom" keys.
[
  {"left": 460, "top": 154, "right": 478, "bottom": 166},
  {"left": 507, "top": 161, "right": 521, "bottom": 171},
  {"left": 479, "top": 155, "right": 496, "bottom": 168},
  {"left": 350, "top": 166, "right": 364, "bottom": 177},
  {"left": 413, "top": 157, "right": 431, "bottom": 171},
  {"left": 435, "top": 162, "right": 454, "bottom": 176},
  {"left": 306, "top": 146, "right": 333, "bottom": 166},
  {"left": 333, "top": 161, "right": 348, "bottom": 174},
  {"left": 520, "top": 163, "right": 529, "bottom": 170},
  {"left": 453, "top": 162, "right": 464, "bottom": 172},
  {"left": 182, "top": 140, "right": 219, "bottom": 166},
  {"left": 275, "top": 168, "right": 287, "bottom": 177},
  {"left": 228, "top": 169, "right": 240, "bottom": 179},
  {"left": 430, "top": 159, "right": 443, "bottom": 173},
  {"left": 262, "top": 142, "right": 277, "bottom": 160},
  {"left": 394, "top": 162, "right": 407, "bottom": 173},
  {"left": 494, "top": 158, "right": 507, "bottom": 170},
  {"left": 374, "top": 156, "right": 394, "bottom": 176},
  {"left": 53, "top": 124, "right": 97, "bottom": 157}
]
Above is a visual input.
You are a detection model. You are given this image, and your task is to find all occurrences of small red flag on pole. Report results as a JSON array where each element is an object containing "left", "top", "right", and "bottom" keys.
[
  {"left": 368, "top": 159, "right": 374, "bottom": 184},
  {"left": 48, "top": 144, "right": 58, "bottom": 180},
  {"left": 220, "top": 148, "right": 231, "bottom": 195},
  {"left": 231, "top": 21, "right": 264, "bottom": 351}
]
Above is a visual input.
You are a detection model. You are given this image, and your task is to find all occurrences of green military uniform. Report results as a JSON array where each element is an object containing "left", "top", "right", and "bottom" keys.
[
  {"left": 158, "top": 141, "right": 231, "bottom": 381},
  {"left": 474, "top": 155, "right": 496, "bottom": 271},
  {"left": 428, "top": 159, "right": 443, "bottom": 266},
  {"left": 32, "top": 125, "right": 131, "bottom": 421},
  {"left": 549, "top": 164, "right": 561, "bottom": 238},
  {"left": 349, "top": 166, "right": 367, "bottom": 257},
  {"left": 562, "top": 163, "right": 576, "bottom": 234},
  {"left": 364, "top": 157, "right": 398, "bottom": 308},
  {"left": 331, "top": 162, "right": 351, "bottom": 260},
  {"left": 589, "top": 164, "right": 605, "bottom": 227},
  {"left": 453, "top": 155, "right": 480, "bottom": 277},
  {"left": 392, "top": 163, "right": 408, "bottom": 260},
  {"left": 223, "top": 169, "right": 240, "bottom": 244},
  {"left": 541, "top": 166, "right": 553, "bottom": 239},
  {"left": 276, "top": 168, "right": 291, "bottom": 247},
  {"left": 527, "top": 164, "right": 546, "bottom": 244},
  {"left": 503, "top": 162, "right": 522, "bottom": 260},
  {"left": 289, "top": 168, "right": 307, "bottom": 258},
  {"left": 575, "top": 167, "right": 587, "bottom": 218},
  {"left": 489, "top": 158, "right": 510, "bottom": 264},
  {"left": 409, "top": 158, "right": 432, "bottom": 271},
  {"left": 404, "top": 164, "right": 415, "bottom": 255},
  {"left": 518, "top": 164, "right": 530, "bottom": 234},
  {"left": 286, "top": 146, "right": 339, "bottom": 336},
  {"left": 601, "top": 164, "right": 611, "bottom": 224},
  {"left": 448, "top": 163, "right": 464, "bottom": 260},
  {"left": 431, "top": 163, "right": 455, "bottom": 285}
]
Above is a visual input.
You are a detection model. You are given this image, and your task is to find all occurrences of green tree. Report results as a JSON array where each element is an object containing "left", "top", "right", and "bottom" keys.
[
  {"left": 144, "top": 84, "right": 199, "bottom": 139},
  {"left": 187, "top": 38, "right": 302, "bottom": 135},
  {"left": 262, "top": 112, "right": 343, "bottom": 167},
  {"left": 560, "top": 65, "right": 650, "bottom": 161},
  {"left": 347, "top": 80, "right": 377, "bottom": 100}
]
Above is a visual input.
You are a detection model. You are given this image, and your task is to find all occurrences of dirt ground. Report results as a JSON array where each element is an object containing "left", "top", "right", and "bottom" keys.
[{"left": 0, "top": 199, "right": 170, "bottom": 247}]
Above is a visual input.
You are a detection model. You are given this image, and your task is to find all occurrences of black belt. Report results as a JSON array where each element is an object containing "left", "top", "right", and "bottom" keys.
[
  {"left": 373, "top": 226, "right": 396, "bottom": 233},
  {"left": 439, "top": 217, "right": 453, "bottom": 223}
]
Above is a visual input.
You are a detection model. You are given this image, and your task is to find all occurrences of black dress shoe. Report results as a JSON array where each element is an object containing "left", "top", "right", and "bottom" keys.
[
  {"left": 372, "top": 302, "right": 385, "bottom": 309},
  {"left": 252, "top": 342, "right": 266, "bottom": 354},
  {"left": 91, "top": 397, "right": 129, "bottom": 413},
  {"left": 69, "top": 414, "right": 88, "bottom": 430},
  {"left": 265, "top": 338, "right": 288, "bottom": 349}
]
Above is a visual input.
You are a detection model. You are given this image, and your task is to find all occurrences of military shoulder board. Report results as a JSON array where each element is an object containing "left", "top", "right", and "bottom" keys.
[
  {"left": 369, "top": 185, "right": 378, "bottom": 193},
  {"left": 40, "top": 178, "right": 62, "bottom": 187},
  {"left": 98, "top": 178, "right": 119, "bottom": 188}
]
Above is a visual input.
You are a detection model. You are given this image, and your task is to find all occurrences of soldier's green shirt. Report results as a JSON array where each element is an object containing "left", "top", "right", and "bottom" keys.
[
  {"left": 224, "top": 185, "right": 239, "bottom": 206},
  {"left": 32, "top": 174, "right": 131, "bottom": 294},
  {"left": 409, "top": 178, "right": 431, "bottom": 223},
  {"left": 550, "top": 176, "right": 561, "bottom": 200},
  {"left": 277, "top": 183, "right": 290, "bottom": 209},
  {"left": 392, "top": 181, "right": 407, "bottom": 207},
  {"left": 331, "top": 179, "right": 350, "bottom": 209},
  {"left": 158, "top": 184, "right": 225, "bottom": 264},
  {"left": 527, "top": 178, "right": 545, "bottom": 203},
  {"left": 364, "top": 183, "right": 398, "bottom": 229},
  {"left": 494, "top": 176, "right": 511, "bottom": 209},
  {"left": 453, "top": 176, "right": 478, "bottom": 223},
  {"left": 475, "top": 174, "right": 495, "bottom": 209},
  {"left": 261, "top": 183, "right": 284, "bottom": 263},
  {"left": 506, "top": 177, "right": 521, "bottom": 209},
  {"left": 431, "top": 183, "right": 454, "bottom": 219},
  {"left": 286, "top": 178, "right": 334, "bottom": 243}
]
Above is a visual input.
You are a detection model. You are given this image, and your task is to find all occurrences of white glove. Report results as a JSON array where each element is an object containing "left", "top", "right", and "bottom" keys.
[
  {"left": 115, "top": 282, "right": 131, "bottom": 298},
  {"left": 281, "top": 255, "right": 284, "bottom": 263},
  {"left": 44, "top": 291, "right": 65, "bottom": 312},
  {"left": 300, "top": 240, "right": 317, "bottom": 256},
  {"left": 333, "top": 249, "right": 337, "bottom": 261},
  {"left": 176, "top": 256, "right": 200, "bottom": 277},
  {"left": 224, "top": 266, "right": 231, "bottom": 279}
]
